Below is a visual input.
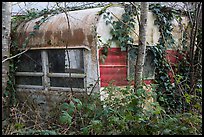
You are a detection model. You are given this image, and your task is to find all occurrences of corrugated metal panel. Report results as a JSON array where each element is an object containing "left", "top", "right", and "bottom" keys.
[{"left": 99, "top": 48, "right": 128, "bottom": 87}]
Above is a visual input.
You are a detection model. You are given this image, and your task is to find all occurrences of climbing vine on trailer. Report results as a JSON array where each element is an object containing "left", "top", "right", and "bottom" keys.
[
  {"left": 99, "top": 3, "right": 140, "bottom": 60},
  {"left": 110, "top": 4, "right": 137, "bottom": 51},
  {"left": 99, "top": 3, "right": 194, "bottom": 114},
  {"left": 149, "top": 4, "right": 189, "bottom": 114}
]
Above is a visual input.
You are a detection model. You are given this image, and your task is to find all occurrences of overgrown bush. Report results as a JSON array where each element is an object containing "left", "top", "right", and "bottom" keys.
[
  {"left": 2, "top": 83, "right": 202, "bottom": 135},
  {"left": 56, "top": 83, "right": 202, "bottom": 135}
]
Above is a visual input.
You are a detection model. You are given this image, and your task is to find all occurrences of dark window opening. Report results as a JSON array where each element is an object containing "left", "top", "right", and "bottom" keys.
[
  {"left": 50, "top": 77, "right": 84, "bottom": 88},
  {"left": 16, "top": 76, "right": 42, "bottom": 85},
  {"left": 16, "top": 49, "right": 85, "bottom": 89},
  {"left": 16, "top": 50, "right": 42, "bottom": 72}
]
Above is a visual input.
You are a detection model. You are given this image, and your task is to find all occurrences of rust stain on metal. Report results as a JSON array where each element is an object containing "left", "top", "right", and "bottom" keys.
[
  {"left": 62, "top": 29, "right": 86, "bottom": 46},
  {"left": 87, "top": 34, "right": 94, "bottom": 46},
  {"left": 16, "top": 7, "right": 101, "bottom": 50}
]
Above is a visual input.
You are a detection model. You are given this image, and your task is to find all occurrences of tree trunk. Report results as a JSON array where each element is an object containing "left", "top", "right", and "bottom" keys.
[
  {"left": 2, "top": 2, "right": 12, "bottom": 120},
  {"left": 134, "top": 2, "right": 148, "bottom": 91}
]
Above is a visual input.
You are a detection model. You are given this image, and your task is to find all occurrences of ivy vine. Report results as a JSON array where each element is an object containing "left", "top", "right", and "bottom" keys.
[
  {"left": 149, "top": 4, "right": 187, "bottom": 114},
  {"left": 110, "top": 4, "right": 137, "bottom": 51},
  {"left": 99, "top": 3, "right": 139, "bottom": 62},
  {"left": 100, "top": 3, "right": 191, "bottom": 114}
]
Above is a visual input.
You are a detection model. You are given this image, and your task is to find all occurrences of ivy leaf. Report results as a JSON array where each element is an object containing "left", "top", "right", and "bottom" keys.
[
  {"left": 181, "top": 126, "right": 188, "bottom": 131},
  {"left": 125, "top": 113, "right": 134, "bottom": 121},
  {"left": 29, "top": 32, "right": 35, "bottom": 36},
  {"left": 106, "top": 20, "right": 111, "bottom": 25},
  {"left": 159, "top": 96, "right": 164, "bottom": 102},
  {"left": 33, "top": 24, "right": 40, "bottom": 30},
  {"left": 121, "top": 45, "right": 126, "bottom": 51},
  {"left": 91, "top": 120, "right": 101, "bottom": 126},
  {"left": 61, "top": 102, "right": 69, "bottom": 110},
  {"left": 73, "top": 98, "right": 82, "bottom": 110},
  {"left": 81, "top": 127, "right": 89, "bottom": 135},
  {"left": 69, "top": 101, "right": 75, "bottom": 109},
  {"left": 103, "top": 14, "right": 107, "bottom": 19},
  {"left": 59, "top": 111, "right": 72, "bottom": 125},
  {"left": 160, "top": 76, "right": 166, "bottom": 81}
]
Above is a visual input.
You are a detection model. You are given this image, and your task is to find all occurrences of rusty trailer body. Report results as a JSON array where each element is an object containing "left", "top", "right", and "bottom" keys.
[{"left": 15, "top": 6, "right": 188, "bottom": 116}]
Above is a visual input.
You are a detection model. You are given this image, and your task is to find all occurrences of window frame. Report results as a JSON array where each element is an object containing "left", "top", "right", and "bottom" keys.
[{"left": 15, "top": 48, "right": 86, "bottom": 92}]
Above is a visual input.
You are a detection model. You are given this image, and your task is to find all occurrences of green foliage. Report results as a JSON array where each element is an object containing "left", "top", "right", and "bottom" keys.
[
  {"left": 110, "top": 4, "right": 137, "bottom": 51},
  {"left": 4, "top": 83, "right": 201, "bottom": 135},
  {"left": 149, "top": 4, "right": 187, "bottom": 114},
  {"left": 5, "top": 3, "right": 201, "bottom": 135},
  {"left": 149, "top": 3, "right": 202, "bottom": 117},
  {"left": 5, "top": 59, "right": 17, "bottom": 107},
  {"left": 67, "top": 84, "right": 201, "bottom": 135},
  {"left": 98, "top": 3, "right": 138, "bottom": 61},
  {"left": 59, "top": 111, "right": 72, "bottom": 125},
  {"left": 59, "top": 97, "right": 83, "bottom": 126}
]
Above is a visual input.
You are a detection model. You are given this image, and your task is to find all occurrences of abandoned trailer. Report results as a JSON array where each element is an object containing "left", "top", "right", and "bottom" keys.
[{"left": 15, "top": 6, "right": 188, "bottom": 114}]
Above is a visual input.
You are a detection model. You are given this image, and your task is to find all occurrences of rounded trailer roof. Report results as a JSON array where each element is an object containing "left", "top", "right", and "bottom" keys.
[
  {"left": 17, "top": 7, "right": 104, "bottom": 50},
  {"left": 16, "top": 6, "right": 188, "bottom": 50}
]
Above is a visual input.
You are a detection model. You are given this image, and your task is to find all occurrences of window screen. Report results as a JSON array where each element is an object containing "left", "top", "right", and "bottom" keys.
[
  {"left": 16, "top": 50, "right": 42, "bottom": 72},
  {"left": 128, "top": 47, "right": 155, "bottom": 80}
]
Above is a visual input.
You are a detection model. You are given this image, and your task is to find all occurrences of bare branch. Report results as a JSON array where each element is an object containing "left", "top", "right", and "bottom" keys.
[
  {"left": 184, "top": 2, "right": 193, "bottom": 25},
  {"left": 2, "top": 48, "right": 30, "bottom": 63},
  {"left": 56, "top": 2, "right": 73, "bottom": 95},
  {"left": 130, "top": 2, "right": 140, "bottom": 26}
]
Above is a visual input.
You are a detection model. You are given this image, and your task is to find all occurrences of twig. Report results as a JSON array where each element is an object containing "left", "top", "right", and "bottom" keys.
[
  {"left": 56, "top": 2, "right": 73, "bottom": 95},
  {"left": 88, "top": 77, "right": 100, "bottom": 96},
  {"left": 129, "top": 2, "right": 140, "bottom": 25},
  {"left": 2, "top": 48, "right": 30, "bottom": 63}
]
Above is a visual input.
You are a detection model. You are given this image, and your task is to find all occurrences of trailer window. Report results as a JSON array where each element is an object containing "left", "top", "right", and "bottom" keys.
[
  {"left": 15, "top": 50, "right": 42, "bottom": 86},
  {"left": 48, "top": 49, "right": 85, "bottom": 88},
  {"left": 128, "top": 47, "right": 155, "bottom": 80},
  {"left": 15, "top": 49, "right": 85, "bottom": 90}
]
